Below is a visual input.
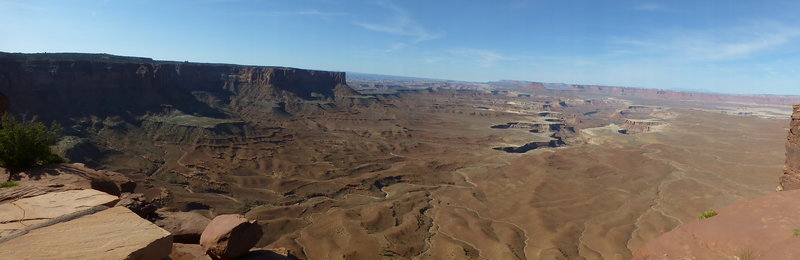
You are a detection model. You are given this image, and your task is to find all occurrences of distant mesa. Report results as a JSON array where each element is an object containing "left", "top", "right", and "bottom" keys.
[
  {"left": 492, "top": 79, "right": 800, "bottom": 106},
  {"left": 490, "top": 118, "right": 573, "bottom": 153},
  {"left": 618, "top": 119, "right": 666, "bottom": 134},
  {"left": 0, "top": 51, "right": 361, "bottom": 122},
  {"left": 563, "top": 84, "right": 800, "bottom": 105}
]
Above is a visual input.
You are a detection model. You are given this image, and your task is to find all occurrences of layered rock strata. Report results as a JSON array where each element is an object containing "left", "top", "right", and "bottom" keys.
[
  {"left": 0, "top": 52, "right": 355, "bottom": 122},
  {"left": 0, "top": 206, "right": 173, "bottom": 260},
  {"left": 779, "top": 104, "right": 800, "bottom": 190},
  {"left": 619, "top": 119, "right": 666, "bottom": 134}
]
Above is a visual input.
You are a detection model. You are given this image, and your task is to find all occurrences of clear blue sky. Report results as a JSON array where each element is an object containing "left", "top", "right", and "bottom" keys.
[{"left": 1, "top": 0, "right": 798, "bottom": 95}]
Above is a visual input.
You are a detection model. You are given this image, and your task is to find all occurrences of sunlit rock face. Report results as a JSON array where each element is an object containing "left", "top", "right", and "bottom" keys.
[{"left": 779, "top": 104, "right": 800, "bottom": 191}]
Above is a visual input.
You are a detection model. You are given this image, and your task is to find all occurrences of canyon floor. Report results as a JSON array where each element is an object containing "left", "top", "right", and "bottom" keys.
[
  {"left": 3, "top": 53, "right": 791, "bottom": 260},
  {"left": 97, "top": 90, "right": 787, "bottom": 260}
]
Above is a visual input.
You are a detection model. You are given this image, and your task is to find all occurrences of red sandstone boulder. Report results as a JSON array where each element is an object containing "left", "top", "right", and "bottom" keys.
[{"left": 200, "top": 214, "right": 263, "bottom": 260}]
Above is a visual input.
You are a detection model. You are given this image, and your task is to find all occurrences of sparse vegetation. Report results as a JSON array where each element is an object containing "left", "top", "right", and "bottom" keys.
[
  {"left": 699, "top": 209, "right": 718, "bottom": 219},
  {"left": 734, "top": 248, "right": 758, "bottom": 260},
  {"left": 793, "top": 228, "right": 800, "bottom": 236},
  {"left": 0, "top": 181, "right": 19, "bottom": 188},
  {"left": 0, "top": 114, "right": 62, "bottom": 181}
]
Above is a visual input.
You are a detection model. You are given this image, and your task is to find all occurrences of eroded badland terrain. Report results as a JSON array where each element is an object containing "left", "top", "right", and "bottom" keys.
[{"left": 1, "top": 52, "right": 798, "bottom": 259}]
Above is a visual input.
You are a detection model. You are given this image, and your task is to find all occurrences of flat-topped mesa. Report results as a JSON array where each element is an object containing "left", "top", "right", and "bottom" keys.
[
  {"left": 565, "top": 84, "right": 800, "bottom": 105},
  {"left": 0, "top": 52, "right": 355, "bottom": 121},
  {"left": 779, "top": 104, "right": 800, "bottom": 191},
  {"left": 619, "top": 118, "right": 665, "bottom": 134}
]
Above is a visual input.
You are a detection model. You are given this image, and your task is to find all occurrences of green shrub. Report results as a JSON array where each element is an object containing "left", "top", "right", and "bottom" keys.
[
  {"left": 0, "top": 181, "right": 18, "bottom": 188},
  {"left": 699, "top": 209, "right": 717, "bottom": 219},
  {"left": 793, "top": 228, "right": 800, "bottom": 236},
  {"left": 0, "top": 114, "right": 62, "bottom": 181}
]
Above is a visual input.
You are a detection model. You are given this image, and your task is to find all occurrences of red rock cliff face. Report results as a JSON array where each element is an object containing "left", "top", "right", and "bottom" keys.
[
  {"left": 779, "top": 104, "right": 800, "bottom": 190},
  {"left": 0, "top": 52, "right": 351, "bottom": 121}
]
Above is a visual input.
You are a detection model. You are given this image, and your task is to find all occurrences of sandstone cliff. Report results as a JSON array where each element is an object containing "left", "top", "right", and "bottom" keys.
[
  {"left": 619, "top": 119, "right": 665, "bottom": 134},
  {"left": 779, "top": 104, "right": 800, "bottom": 190},
  {"left": 0, "top": 52, "right": 354, "bottom": 122}
]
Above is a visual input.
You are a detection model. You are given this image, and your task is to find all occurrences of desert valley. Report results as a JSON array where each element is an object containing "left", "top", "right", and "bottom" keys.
[{"left": 0, "top": 52, "right": 798, "bottom": 259}]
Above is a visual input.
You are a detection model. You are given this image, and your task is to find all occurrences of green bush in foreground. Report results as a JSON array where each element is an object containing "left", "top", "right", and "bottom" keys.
[
  {"left": 793, "top": 228, "right": 800, "bottom": 236},
  {"left": 699, "top": 209, "right": 717, "bottom": 219},
  {"left": 0, "top": 114, "right": 62, "bottom": 181},
  {"left": 0, "top": 181, "right": 18, "bottom": 188}
]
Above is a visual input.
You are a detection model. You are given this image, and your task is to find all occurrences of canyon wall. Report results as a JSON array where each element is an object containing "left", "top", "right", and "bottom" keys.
[
  {"left": 779, "top": 104, "right": 800, "bottom": 190},
  {"left": 0, "top": 52, "right": 351, "bottom": 121}
]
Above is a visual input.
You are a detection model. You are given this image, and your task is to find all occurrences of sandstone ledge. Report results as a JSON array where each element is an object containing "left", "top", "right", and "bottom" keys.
[
  {"left": 0, "top": 206, "right": 173, "bottom": 260},
  {"left": 0, "top": 189, "right": 119, "bottom": 237},
  {"left": 633, "top": 190, "right": 800, "bottom": 259}
]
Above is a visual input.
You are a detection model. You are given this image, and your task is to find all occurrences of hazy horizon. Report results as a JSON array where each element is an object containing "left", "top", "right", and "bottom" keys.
[{"left": 1, "top": 0, "right": 798, "bottom": 95}]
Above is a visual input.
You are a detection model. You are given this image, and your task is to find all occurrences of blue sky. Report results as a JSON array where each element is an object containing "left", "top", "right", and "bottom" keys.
[{"left": 1, "top": 0, "right": 798, "bottom": 95}]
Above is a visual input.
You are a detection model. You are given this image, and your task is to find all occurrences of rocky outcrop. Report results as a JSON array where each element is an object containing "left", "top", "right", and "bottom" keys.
[
  {"left": 239, "top": 248, "right": 293, "bottom": 260},
  {"left": 170, "top": 243, "right": 293, "bottom": 260},
  {"left": 0, "top": 163, "right": 133, "bottom": 202},
  {"left": 141, "top": 114, "right": 248, "bottom": 145},
  {"left": 0, "top": 206, "right": 173, "bottom": 260},
  {"left": 0, "top": 52, "right": 356, "bottom": 122},
  {"left": 155, "top": 209, "right": 211, "bottom": 244},
  {"left": 200, "top": 214, "right": 263, "bottom": 260},
  {"left": 115, "top": 192, "right": 159, "bottom": 218},
  {"left": 779, "top": 104, "right": 800, "bottom": 191},
  {"left": 170, "top": 243, "right": 213, "bottom": 260},
  {"left": 633, "top": 190, "right": 800, "bottom": 260},
  {"left": 619, "top": 119, "right": 665, "bottom": 134}
]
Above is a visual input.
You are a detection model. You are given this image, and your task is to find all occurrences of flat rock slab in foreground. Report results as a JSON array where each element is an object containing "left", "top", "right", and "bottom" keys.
[
  {"left": 634, "top": 189, "right": 800, "bottom": 260},
  {"left": 0, "top": 206, "right": 172, "bottom": 260},
  {"left": 0, "top": 189, "right": 119, "bottom": 237}
]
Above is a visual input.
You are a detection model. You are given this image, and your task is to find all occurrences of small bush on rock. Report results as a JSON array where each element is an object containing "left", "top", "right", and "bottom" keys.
[
  {"left": 0, "top": 114, "right": 62, "bottom": 181},
  {"left": 0, "top": 181, "right": 19, "bottom": 188},
  {"left": 698, "top": 209, "right": 717, "bottom": 219}
]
